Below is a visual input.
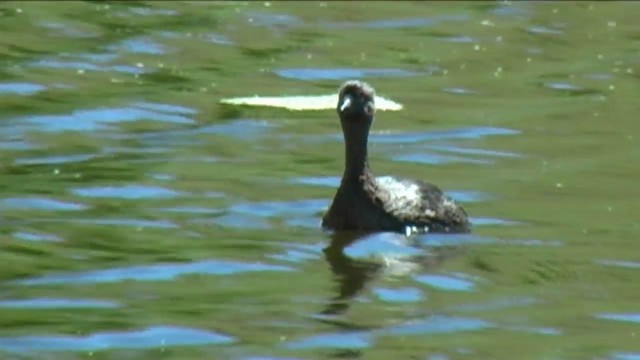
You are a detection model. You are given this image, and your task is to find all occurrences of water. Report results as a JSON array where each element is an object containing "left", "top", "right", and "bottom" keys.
[{"left": 0, "top": 1, "right": 638, "bottom": 359}]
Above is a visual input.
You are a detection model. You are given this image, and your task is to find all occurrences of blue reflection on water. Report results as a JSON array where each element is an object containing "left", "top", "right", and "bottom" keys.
[
  {"left": 0, "top": 326, "right": 234, "bottom": 353},
  {"left": 17, "top": 106, "right": 194, "bottom": 132},
  {"left": 378, "top": 315, "right": 492, "bottom": 336},
  {"left": 106, "top": 37, "right": 168, "bottom": 55},
  {"left": 0, "top": 82, "right": 46, "bottom": 95},
  {"left": 285, "top": 331, "right": 372, "bottom": 350},
  {"left": 275, "top": 68, "right": 419, "bottom": 81},
  {"left": 596, "top": 313, "right": 640, "bottom": 323},
  {"left": 0, "top": 198, "right": 88, "bottom": 211},
  {"left": 414, "top": 273, "right": 476, "bottom": 292},
  {"left": 71, "top": 185, "right": 183, "bottom": 200},
  {"left": 373, "top": 287, "right": 423, "bottom": 303},
  {"left": 29, "top": 59, "right": 146, "bottom": 75},
  {"left": 15, "top": 259, "right": 295, "bottom": 286},
  {"left": 0, "top": 298, "right": 118, "bottom": 309}
]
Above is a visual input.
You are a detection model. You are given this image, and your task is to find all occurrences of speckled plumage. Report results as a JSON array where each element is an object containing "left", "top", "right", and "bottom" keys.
[{"left": 322, "top": 80, "right": 471, "bottom": 235}]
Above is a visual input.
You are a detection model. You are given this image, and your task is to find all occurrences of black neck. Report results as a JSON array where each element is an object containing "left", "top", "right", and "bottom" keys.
[{"left": 340, "top": 117, "right": 372, "bottom": 183}]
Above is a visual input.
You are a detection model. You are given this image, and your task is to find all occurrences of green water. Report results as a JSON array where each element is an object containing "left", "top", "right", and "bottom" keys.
[{"left": 0, "top": 1, "right": 638, "bottom": 359}]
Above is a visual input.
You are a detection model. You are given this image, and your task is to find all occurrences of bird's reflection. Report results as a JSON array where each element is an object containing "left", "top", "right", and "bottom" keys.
[
  {"left": 321, "top": 231, "right": 383, "bottom": 316},
  {"left": 321, "top": 231, "right": 463, "bottom": 317}
]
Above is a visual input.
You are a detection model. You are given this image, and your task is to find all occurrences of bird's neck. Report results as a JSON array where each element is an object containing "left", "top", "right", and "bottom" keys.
[{"left": 341, "top": 119, "right": 372, "bottom": 184}]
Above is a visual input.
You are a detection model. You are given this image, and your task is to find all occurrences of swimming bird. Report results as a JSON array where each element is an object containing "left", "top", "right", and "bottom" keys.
[{"left": 321, "top": 80, "right": 471, "bottom": 235}]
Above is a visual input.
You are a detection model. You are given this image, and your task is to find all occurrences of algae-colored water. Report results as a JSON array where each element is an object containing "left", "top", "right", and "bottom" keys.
[{"left": 0, "top": 1, "right": 638, "bottom": 359}]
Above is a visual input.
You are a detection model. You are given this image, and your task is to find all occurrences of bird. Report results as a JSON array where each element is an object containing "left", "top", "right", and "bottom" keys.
[{"left": 321, "top": 80, "right": 471, "bottom": 236}]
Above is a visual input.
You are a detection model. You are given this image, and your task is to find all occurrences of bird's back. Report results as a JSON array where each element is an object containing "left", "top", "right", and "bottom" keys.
[
  {"left": 322, "top": 172, "right": 470, "bottom": 234},
  {"left": 364, "top": 174, "right": 470, "bottom": 234}
]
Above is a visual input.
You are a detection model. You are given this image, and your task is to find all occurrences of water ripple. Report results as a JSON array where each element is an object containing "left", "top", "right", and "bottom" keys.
[
  {"left": 392, "top": 152, "right": 492, "bottom": 165},
  {"left": 543, "top": 82, "right": 600, "bottom": 95},
  {"left": 133, "top": 119, "right": 276, "bottom": 143},
  {"left": 527, "top": 25, "right": 564, "bottom": 35},
  {"left": 368, "top": 126, "right": 520, "bottom": 144},
  {"left": 203, "top": 33, "right": 234, "bottom": 46},
  {"left": 470, "top": 217, "right": 522, "bottom": 226},
  {"left": 427, "top": 145, "right": 521, "bottom": 158},
  {"left": 612, "top": 353, "right": 640, "bottom": 360},
  {"left": 158, "top": 206, "right": 221, "bottom": 215},
  {"left": 29, "top": 59, "right": 146, "bottom": 75},
  {"left": 0, "top": 139, "right": 35, "bottom": 151},
  {"left": 14, "top": 154, "right": 96, "bottom": 165},
  {"left": 343, "top": 232, "right": 422, "bottom": 260},
  {"left": 15, "top": 259, "right": 295, "bottom": 286},
  {"left": 491, "top": 2, "right": 532, "bottom": 19},
  {"left": 148, "top": 173, "right": 176, "bottom": 182},
  {"left": 378, "top": 315, "right": 492, "bottom": 336},
  {"left": 0, "top": 298, "right": 118, "bottom": 309},
  {"left": 323, "top": 15, "right": 467, "bottom": 29},
  {"left": 38, "top": 22, "right": 100, "bottom": 38},
  {"left": 267, "top": 248, "right": 320, "bottom": 263},
  {"left": 290, "top": 176, "right": 340, "bottom": 188},
  {"left": 437, "top": 36, "right": 475, "bottom": 43},
  {"left": 596, "top": 313, "right": 640, "bottom": 323},
  {"left": 0, "top": 326, "right": 234, "bottom": 353},
  {"left": 125, "top": 7, "right": 178, "bottom": 17},
  {"left": 442, "top": 87, "right": 478, "bottom": 94},
  {"left": 208, "top": 214, "right": 272, "bottom": 230},
  {"left": 453, "top": 297, "right": 541, "bottom": 313},
  {"left": 445, "top": 191, "right": 492, "bottom": 203},
  {"left": 414, "top": 273, "right": 476, "bottom": 292},
  {"left": 275, "top": 68, "right": 419, "bottom": 81},
  {"left": 15, "top": 106, "right": 194, "bottom": 132},
  {"left": 0, "top": 82, "right": 46, "bottom": 96},
  {"left": 0, "top": 197, "right": 88, "bottom": 211},
  {"left": 544, "top": 82, "right": 583, "bottom": 91},
  {"left": 106, "top": 37, "right": 169, "bottom": 55},
  {"left": 70, "top": 218, "right": 178, "bottom": 229},
  {"left": 133, "top": 101, "right": 198, "bottom": 115},
  {"left": 246, "top": 12, "right": 302, "bottom": 27},
  {"left": 13, "top": 231, "right": 62, "bottom": 242},
  {"left": 596, "top": 259, "right": 640, "bottom": 269},
  {"left": 417, "top": 234, "right": 497, "bottom": 247},
  {"left": 229, "top": 199, "right": 328, "bottom": 218},
  {"left": 285, "top": 331, "right": 371, "bottom": 350},
  {"left": 204, "top": 119, "right": 277, "bottom": 139},
  {"left": 503, "top": 325, "right": 561, "bottom": 335},
  {"left": 71, "top": 185, "right": 182, "bottom": 200},
  {"left": 286, "top": 314, "right": 490, "bottom": 350},
  {"left": 74, "top": 53, "right": 119, "bottom": 63},
  {"left": 157, "top": 31, "right": 235, "bottom": 46},
  {"left": 373, "top": 287, "right": 423, "bottom": 303}
]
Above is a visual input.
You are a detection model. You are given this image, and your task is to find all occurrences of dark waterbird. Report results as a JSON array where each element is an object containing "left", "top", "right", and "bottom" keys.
[{"left": 322, "top": 80, "right": 471, "bottom": 235}]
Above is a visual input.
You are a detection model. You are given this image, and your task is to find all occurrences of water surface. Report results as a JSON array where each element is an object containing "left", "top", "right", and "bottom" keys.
[{"left": 0, "top": 1, "right": 638, "bottom": 359}]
